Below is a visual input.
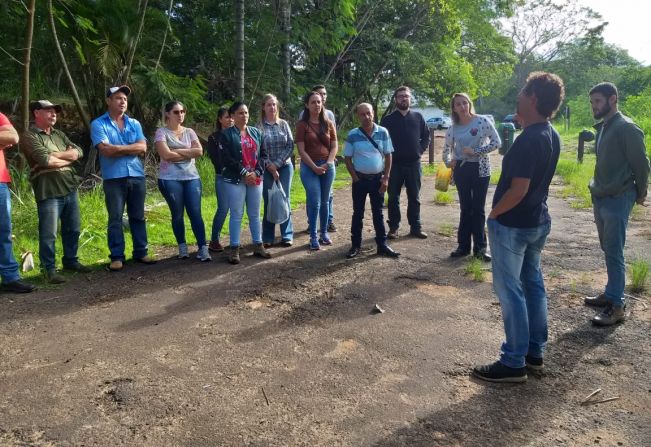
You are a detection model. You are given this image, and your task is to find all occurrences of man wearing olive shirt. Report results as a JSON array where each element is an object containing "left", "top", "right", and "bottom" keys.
[{"left": 22, "top": 100, "right": 92, "bottom": 283}]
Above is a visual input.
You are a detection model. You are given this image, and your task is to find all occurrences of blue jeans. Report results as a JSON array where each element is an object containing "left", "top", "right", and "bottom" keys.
[
  {"left": 211, "top": 175, "right": 229, "bottom": 242},
  {"left": 592, "top": 188, "right": 636, "bottom": 307},
  {"left": 224, "top": 181, "right": 262, "bottom": 247},
  {"left": 0, "top": 183, "right": 19, "bottom": 283},
  {"left": 300, "top": 160, "right": 335, "bottom": 239},
  {"left": 453, "top": 162, "right": 490, "bottom": 253},
  {"left": 263, "top": 162, "right": 294, "bottom": 243},
  {"left": 103, "top": 176, "right": 148, "bottom": 261},
  {"left": 488, "top": 218, "right": 551, "bottom": 368},
  {"left": 387, "top": 160, "right": 422, "bottom": 231},
  {"left": 158, "top": 178, "right": 206, "bottom": 247},
  {"left": 328, "top": 191, "right": 334, "bottom": 225},
  {"left": 37, "top": 190, "right": 81, "bottom": 272}
]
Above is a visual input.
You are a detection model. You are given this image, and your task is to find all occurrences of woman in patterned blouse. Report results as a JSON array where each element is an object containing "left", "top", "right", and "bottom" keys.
[
  {"left": 257, "top": 94, "right": 295, "bottom": 248},
  {"left": 443, "top": 93, "right": 501, "bottom": 262}
]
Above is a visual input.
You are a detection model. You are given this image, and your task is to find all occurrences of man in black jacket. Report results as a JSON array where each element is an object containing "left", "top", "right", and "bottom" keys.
[{"left": 380, "top": 86, "right": 430, "bottom": 239}]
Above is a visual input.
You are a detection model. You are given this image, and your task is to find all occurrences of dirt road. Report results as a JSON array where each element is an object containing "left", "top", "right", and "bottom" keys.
[{"left": 1, "top": 156, "right": 650, "bottom": 446}]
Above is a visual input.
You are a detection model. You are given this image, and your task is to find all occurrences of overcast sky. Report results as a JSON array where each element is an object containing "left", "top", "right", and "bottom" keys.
[{"left": 581, "top": 0, "right": 651, "bottom": 65}]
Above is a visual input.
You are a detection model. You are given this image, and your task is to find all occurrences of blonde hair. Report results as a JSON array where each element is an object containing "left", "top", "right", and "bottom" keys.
[
  {"left": 450, "top": 93, "right": 475, "bottom": 124},
  {"left": 260, "top": 93, "right": 279, "bottom": 123}
]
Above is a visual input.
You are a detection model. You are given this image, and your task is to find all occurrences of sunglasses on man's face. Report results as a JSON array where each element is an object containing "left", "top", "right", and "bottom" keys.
[{"left": 172, "top": 110, "right": 186, "bottom": 115}]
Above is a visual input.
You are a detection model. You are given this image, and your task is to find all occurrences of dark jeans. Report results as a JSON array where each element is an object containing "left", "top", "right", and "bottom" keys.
[
  {"left": 351, "top": 173, "right": 386, "bottom": 248},
  {"left": 103, "top": 176, "right": 148, "bottom": 261},
  {"left": 158, "top": 178, "right": 206, "bottom": 247},
  {"left": 387, "top": 160, "right": 422, "bottom": 231},
  {"left": 453, "top": 162, "right": 490, "bottom": 253},
  {"left": 37, "top": 190, "right": 81, "bottom": 272}
]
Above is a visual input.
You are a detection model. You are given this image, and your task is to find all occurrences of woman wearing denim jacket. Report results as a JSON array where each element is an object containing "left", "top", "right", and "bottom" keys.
[
  {"left": 206, "top": 107, "right": 233, "bottom": 252},
  {"left": 296, "top": 91, "right": 337, "bottom": 250},
  {"left": 443, "top": 93, "right": 501, "bottom": 261},
  {"left": 219, "top": 101, "right": 271, "bottom": 264},
  {"left": 257, "top": 94, "right": 295, "bottom": 248},
  {"left": 155, "top": 101, "right": 211, "bottom": 261}
]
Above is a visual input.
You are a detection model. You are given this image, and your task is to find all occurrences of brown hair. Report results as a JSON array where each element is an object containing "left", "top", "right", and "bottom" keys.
[
  {"left": 260, "top": 93, "right": 279, "bottom": 123},
  {"left": 449, "top": 93, "right": 475, "bottom": 124},
  {"left": 521, "top": 72, "right": 565, "bottom": 119}
]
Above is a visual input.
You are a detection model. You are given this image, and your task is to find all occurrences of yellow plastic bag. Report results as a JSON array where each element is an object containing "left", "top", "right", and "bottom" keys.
[{"left": 435, "top": 162, "right": 452, "bottom": 192}]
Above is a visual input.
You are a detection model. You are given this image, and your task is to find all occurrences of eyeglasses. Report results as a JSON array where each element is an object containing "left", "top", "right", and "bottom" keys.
[
  {"left": 396, "top": 95, "right": 411, "bottom": 99},
  {"left": 172, "top": 110, "right": 186, "bottom": 115}
]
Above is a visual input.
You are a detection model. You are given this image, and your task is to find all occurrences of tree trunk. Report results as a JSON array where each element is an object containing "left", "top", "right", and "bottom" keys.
[
  {"left": 155, "top": 0, "right": 174, "bottom": 69},
  {"left": 21, "top": 0, "right": 37, "bottom": 132},
  {"left": 47, "top": 0, "right": 91, "bottom": 134},
  {"left": 123, "top": 0, "right": 149, "bottom": 84},
  {"left": 279, "top": 0, "right": 291, "bottom": 105},
  {"left": 235, "top": 0, "right": 245, "bottom": 99}
]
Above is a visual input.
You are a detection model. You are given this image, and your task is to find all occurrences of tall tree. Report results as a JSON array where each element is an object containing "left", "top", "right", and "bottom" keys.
[
  {"left": 503, "top": 0, "right": 604, "bottom": 84},
  {"left": 279, "top": 0, "right": 291, "bottom": 104},
  {"left": 235, "top": 0, "right": 245, "bottom": 99},
  {"left": 47, "top": 0, "right": 91, "bottom": 134},
  {"left": 21, "top": 0, "right": 37, "bottom": 132}
]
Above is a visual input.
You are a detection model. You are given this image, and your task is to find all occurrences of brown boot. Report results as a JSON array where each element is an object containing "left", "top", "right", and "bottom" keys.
[
  {"left": 253, "top": 243, "right": 272, "bottom": 259},
  {"left": 229, "top": 246, "right": 241, "bottom": 264}
]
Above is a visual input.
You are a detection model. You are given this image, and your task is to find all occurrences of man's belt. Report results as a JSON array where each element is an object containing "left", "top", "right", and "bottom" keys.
[{"left": 355, "top": 171, "right": 382, "bottom": 180}]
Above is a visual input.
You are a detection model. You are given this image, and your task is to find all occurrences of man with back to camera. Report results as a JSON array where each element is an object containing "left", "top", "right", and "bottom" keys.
[
  {"left": 0, "top": 112, "right": 36, "bottom": 293},
  {"left": 584, "top": 82, "right": 650, "bottom": 326},
  {"left": 21, "top": 100, "right": 92, "bottom": 283},
  {"left": 380, "top": 86, "right": 430, "bottom": 239},
  {"left": 473, "top": 72, "right": 565, "bottom": 383},
  {"left": 91, "top": 85, "right": 155, "bottom": 271},
  {"left": 343, "top": 103, "right": 399, "bottom": 259}
]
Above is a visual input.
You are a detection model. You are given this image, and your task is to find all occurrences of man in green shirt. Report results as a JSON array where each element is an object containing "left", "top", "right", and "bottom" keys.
[
  {"left": 21, "top": 100, "right": 91, "bottom": 283},
  {"left": 585, "top": 83, "right": 650, "bottom": 326}
]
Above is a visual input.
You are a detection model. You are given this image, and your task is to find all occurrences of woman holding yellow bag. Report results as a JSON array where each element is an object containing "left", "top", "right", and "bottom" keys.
[{"left": 443, "top": 93, "right": 501, "bottom": 261}]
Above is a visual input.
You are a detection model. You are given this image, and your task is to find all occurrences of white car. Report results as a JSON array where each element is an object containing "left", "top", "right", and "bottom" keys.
[{"left": 426, "top": 115, "right": 452, "bottom": 129}]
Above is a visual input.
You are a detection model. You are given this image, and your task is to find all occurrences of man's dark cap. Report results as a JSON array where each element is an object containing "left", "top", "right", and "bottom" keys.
[
  {"left": 106, "top": 85, "right": 132, "bottom": 98},
  {"left": 30, "top": 100, "right": 62, "bottom": 113}
]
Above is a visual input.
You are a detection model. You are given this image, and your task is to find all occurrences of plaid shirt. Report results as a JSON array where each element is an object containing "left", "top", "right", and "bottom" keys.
[{"left": 257, "top": 119, "right": 294, "bottom": 168}]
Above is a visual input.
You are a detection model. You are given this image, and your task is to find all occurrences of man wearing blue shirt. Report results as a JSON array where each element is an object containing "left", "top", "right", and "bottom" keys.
[
  {"left": 91, "top": 85, "right": 155, "bottom": 271},
  {"left": 343, "top": 103, "right": 399, "bottom": 259}
]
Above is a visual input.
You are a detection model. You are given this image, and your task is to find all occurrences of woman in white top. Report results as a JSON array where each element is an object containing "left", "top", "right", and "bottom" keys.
[
  {"left": 443, "top": 93, "right": 501, "bottom": 261},
  {"left": 155, "top": 101, "right": 210, "bottom": 261}
]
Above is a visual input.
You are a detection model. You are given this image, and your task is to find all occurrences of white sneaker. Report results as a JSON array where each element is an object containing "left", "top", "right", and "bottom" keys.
[
  {"left": 178, "top": 243, "right": 189, "bottom": 259},
  {"left": 196, "top": 245, "right": 212, "bottom": 262}
]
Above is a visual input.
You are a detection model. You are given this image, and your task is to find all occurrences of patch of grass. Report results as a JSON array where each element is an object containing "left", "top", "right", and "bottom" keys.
[
  {"left": 630, "top": 203, "right": 646, "bottom": 221},
  {"left": 465, "top": 257, "right": 485, "bottom": 282},
  {"left": 437, "top": 223, "right": 455, "bottom": 237},
  {"left": 489, "top": 169, "right": 501, "bottom": 185},
  {"left": 628, "top": 258, "right": 649, "bottom": 293},
  {"left": 554, "top": 151, "right": 594, "bottom": 208},
  {"left": 434, "top": 191, "right": 453, "bottom": 205}
]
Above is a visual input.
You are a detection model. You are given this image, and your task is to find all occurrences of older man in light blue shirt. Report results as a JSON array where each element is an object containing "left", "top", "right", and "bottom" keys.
[
  {"left": 343, "top": 103, "right": 399, "bottom": 259},
  {"left": 91, "top": 85, "right": 154, "bottom": 271}
]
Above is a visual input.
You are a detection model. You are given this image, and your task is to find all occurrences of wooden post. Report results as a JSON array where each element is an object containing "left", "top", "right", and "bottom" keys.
[{"left": 428, "top": 128, "right": 435, "bottom": 165}]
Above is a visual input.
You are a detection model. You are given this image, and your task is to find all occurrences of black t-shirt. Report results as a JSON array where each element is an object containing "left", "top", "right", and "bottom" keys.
[
  {"left": 380, "top": 110, "right": 430, "bottom": 164},
  {"left": 492, "top": 122, "right": 561, "bottom": 228}
]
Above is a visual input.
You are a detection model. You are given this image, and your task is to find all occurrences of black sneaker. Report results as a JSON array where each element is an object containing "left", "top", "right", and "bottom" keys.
[
  {"left": 472, "top": 361, "right": 527, "bottom": 383},
  {"left": 525, "top": 355, "right": 544, "bottom": 372},
  {"left": 1, "top": 279, "right": 36, "bottom": 293},
  {"left": 327, "top": 222, "right": 337, "bottom": 232}
]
